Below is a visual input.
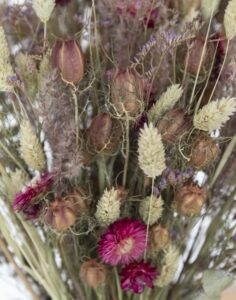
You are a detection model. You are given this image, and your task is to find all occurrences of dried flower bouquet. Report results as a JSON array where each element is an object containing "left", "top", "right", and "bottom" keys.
[{"left": 0, "top": 0, "right": 236, "bottom": 300}]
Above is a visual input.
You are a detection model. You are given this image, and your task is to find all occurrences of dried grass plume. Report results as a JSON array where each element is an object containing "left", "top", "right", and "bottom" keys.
[
  {"left": 148, "top": 84, "right": 183, "bottom": 123},
  {"left": 139, "top": 196, "right": 164, "bottom": 225},
  {"left": 224, "top": 0, "right": 236, "bottom": 40},
  {"left": 138, "top": 123, "right": 166, "bottom": 178},
  {"left": 32, "top": 0, "right": 55, "bottom": 23},
  {"left": 20, "top": 120, "right": 46, "bottom": 171},
  {"left": 193, "top": 97, "right": 236, "bottom": 132},
  {"left": 201, "top": 0, "right": 220, "bottom": 20},
  {"left": 95, "top": 188, "right": 121, "bottom": 226}
]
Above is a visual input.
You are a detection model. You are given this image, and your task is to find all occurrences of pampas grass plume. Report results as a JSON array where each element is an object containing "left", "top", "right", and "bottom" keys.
[
  {"left": 95, "top": 188, "right": 121, "bottom": 226},
  {"left": 148, "top": 84, "right": 183, "bottom": 123},
  {"left": 139, "top": 196, "right": 163, "bottom": 225},
  {"left": 194, "top": 97, "right": 236, "bottom": 132},
  {"left": 20, "top": 120, "right": 46, "bottom": 171},
  {"left": 138, "top": 123, "right": 166, "bottom": 178}
]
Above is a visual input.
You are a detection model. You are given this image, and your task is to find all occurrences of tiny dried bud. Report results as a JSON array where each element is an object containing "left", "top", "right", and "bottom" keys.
[
  {"left": 157, "top": 108, "right": 192, "bottom": 143},
  {"left": 88, "top": 113, "right": 121, "bottom": 152},
  {"left": 80, "top": 259, "right": 107, "bottom": 288},
  {"left": 44, "top": 198, "right": 78, "bottom": 231},
  {"left": 116, "top": 186, "right": 128, "bottom": 203},
  {"left": 190, "top": 135, "right": 220, "bottom": 169},
  {"left": 111, "top": 69, "right": 144, "bottom": 116},
  {"left": 52, "top": 39, "right": 84, "bottom": 84},
  {"left": 185, "top": 38, "right": 214, "bottom": 75},
  {"left": 150, "top": 224, "right": 169, "bottom": 250},
  {"left": 175, "top": 182, "right": 207, "bottom": 216}
]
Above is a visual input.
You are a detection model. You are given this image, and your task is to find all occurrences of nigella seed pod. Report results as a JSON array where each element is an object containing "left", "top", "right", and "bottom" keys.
[
  {"left": 157, "top": 108, "right": 192, "bottom": 143},
  {"left": 88, "top": 113, "right": 121, "bottom": 152},
  {"left": 52, "top": 39, "right": 84, "bottom": 84},
  {"left": 150, "top": 224, "right": 169, "bottom": 250},
  {"left": 111, "top": 69, "right": 144, "bottom": 116},
  {"left": 175, "top": 182, "right": 207, "bottom": 216},
  {"left": 79, "top": 259, "right": 107, "bottom": 288},
  {"left": 44, "top": 198, "right": 78, "bottom": 231},
  {"left": 190, "top": 135, "right": 220, "bottom": 169},
  {"left": 184, "top": 38, "right": 214, "bottom": 75}
]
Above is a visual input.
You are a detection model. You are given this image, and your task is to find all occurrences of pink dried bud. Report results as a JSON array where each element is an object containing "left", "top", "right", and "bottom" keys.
[
  {"left": 185, "top": 38, "right": 214, "bottom": 75},
  {"left": 88, "top": 113, "right": 121, "bottom": 152},
  {"left": 44, "top": 198, "right": 78, "bottom": 231},
  {"left": 149, "top": 224, "right": 169, "bottom": 250},
  {"left": 190, "top": 135, "right": 220, "bottom": 169},
  {"left": 79, "top": 259, "right": 107, "bottom": 288},
  {"left": 52, "top": 39, "right": 84, "bottom": 84},
  {"left": 157, "top": 108, "right": 192, "bottom": 143},
  {"left": 111, "top": 69, "right": 144, "bottom": 116},
  {"left": 175, "top": 182, "right": 207, "bottom": 216}
]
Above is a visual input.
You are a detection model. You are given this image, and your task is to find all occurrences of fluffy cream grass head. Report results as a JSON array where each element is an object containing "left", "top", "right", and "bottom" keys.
[
  {"left": 224, "top": 0, "right": 236, "bottom": 40},
  {"left": 139, "top": 196, "right": 163, "bottom": 225},
  {"left": 194, "top": 97, "right": 236, "bottom": 132},
  {"left": 32, "top": 0, "right": 55, "bottom": 23},
  {"left": 138, "top": 123, "right": 166, "bottom": 178}
]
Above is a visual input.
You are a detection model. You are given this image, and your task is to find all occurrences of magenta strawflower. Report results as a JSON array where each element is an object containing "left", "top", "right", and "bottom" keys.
[
  {"left": 12, "top": 172, "right": 54, "bottom": 218},
  {"left": 120, "top": 260, "right": 158, "bottom": 293},
  {"left": 98, "top": 218, "right": 146, "bottom": 266}
]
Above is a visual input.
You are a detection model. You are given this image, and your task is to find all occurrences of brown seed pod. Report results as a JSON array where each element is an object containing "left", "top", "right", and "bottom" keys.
[
  {"left": 190, "top": 135, "right": 220, "bottom": 169},
  {"left": 184, "top": 38, "right": 214, "bottom": 75},
  {"left": 116, "top": 186, "right": 128, "bottom": 203},
  {"left": 79, "top": 259, "right": 107, "bottom": 288},
  {"left": 150, "top": 224, "right": 169, "bottom": 250},
  {"left": 51, "top": 39, "right": 84, "bottom": 84},
  {"left": 88, "top": 113, "right": 121, "bottom": 152},
  {"left": 175, "top": 182, "right": 207, "bottom": 216},
  {"left": 111, "top": 69, "right": 144, "bottom": 116},
  {"left": 157, "top": 108, "right": 192, "bottom": 143}
]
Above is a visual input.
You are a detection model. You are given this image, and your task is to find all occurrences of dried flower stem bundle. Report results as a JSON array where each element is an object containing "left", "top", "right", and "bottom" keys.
[{"left": 20, "top": 120, "right": 46, "bottom": 171}]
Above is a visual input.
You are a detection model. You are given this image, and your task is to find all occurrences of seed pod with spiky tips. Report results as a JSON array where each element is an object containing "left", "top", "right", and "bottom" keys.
[
  {"left": 51, "top": 39, "right": 84, "bottom": 84},
  {"left": 149, "top": 224, "right": 169, "bottom": 250},
  {"left": 44, "top": 196, "right": 80, "bottom": 231},
  {"left": 88, "top": 113, "right": 121, "bottom": 153},
  {"left": 79, "top": 259, "right": 107, "bottom": 288},
  {"left": 190, "top": 135, "right": 220, "bottom": 169},
  {"left": 175, "top": 182, "right": 207, "bottom": 216},
  {"left": 111, "top": 69, "right": 144, "bottom": 117},
  {"left": 184, "top": 38, "right": 214, "bottom": 75},
  {"left": 157, "top": 108, "right": 192, "bottom": 143}
]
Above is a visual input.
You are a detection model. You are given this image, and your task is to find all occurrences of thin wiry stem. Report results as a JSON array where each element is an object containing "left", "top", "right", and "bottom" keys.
[{"left": 122, "top": 116, "right": 130, "bottom": 187}]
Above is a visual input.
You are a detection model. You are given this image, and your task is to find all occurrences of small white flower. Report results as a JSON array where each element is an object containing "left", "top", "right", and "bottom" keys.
[
  {"left": 138, "top": 123, "right": 166, "bottom": 178},
  {"left": 193, "top": 97, "right": 236, "bottom": 132}
]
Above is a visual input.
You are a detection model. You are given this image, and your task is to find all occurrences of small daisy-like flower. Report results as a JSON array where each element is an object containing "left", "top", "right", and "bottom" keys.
[
  {"left": 12, "top": 172, "right": 54, "bottom": 217},
  {"left": 120, "top": 260, "right": 158, "bottom": 294},
  {"left": 138, "top": 123, "right": 166, "bottom": 178},
  {"left": 98, "top": 219, "right": 146, "bottom": 266}
]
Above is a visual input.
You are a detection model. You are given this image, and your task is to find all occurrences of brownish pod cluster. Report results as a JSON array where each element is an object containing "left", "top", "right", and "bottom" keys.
[
  {"left": 52, "top": 39, "right": 84, "bottom": 84},
  {"left": 79, "top": 259, "right": 107, "bottom": 288}
]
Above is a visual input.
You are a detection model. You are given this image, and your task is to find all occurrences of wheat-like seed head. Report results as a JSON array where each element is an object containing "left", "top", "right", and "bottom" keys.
[
  {"left": 138, "top": 123, "right": 166, "bottom": 178},
  {"left": 224, "top": 0, "right": 236, "bottom": 40},
  {"left": 193, "top": 97, "right": 236, "bottom": 132},
  {"left": 139, "top": 196, "right": 163, "bottom": 225},
  {"left": 32, "top": 0, "right": 55, "bottom": 23},
  {"left": 20, "top": 120, "right": 46, "bottom": 171},
  {"left": 95, "top": 188, "right": 121, "bottom": 226},
  {"left": 155, "top": 244, "right": 180, "bottom": 287},
  {"left": 200, "top": 0, "right": 220, "bottom": 20},
  {"left": 148, "top": 84, "right": 183, "bottom": 123}
]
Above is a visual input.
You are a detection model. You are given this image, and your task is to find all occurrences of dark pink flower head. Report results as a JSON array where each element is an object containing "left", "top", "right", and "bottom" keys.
[
  {"left": 98, "top": 218, "right": 146, "bottom": 266},
  {"left": 120, "top": 260, "right": 158, "bottom": 293},
  {"left": 56, "top": 0, "right": 71, "bottom": 6},
  {"left": 12, "top": 172, "right": 54, "bottom": 218}
]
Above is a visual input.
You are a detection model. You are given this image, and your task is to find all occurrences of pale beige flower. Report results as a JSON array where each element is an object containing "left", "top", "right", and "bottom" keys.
[
  {"left": 0, "top": 26, "right": 11, "bottom": 64},
  {"left": 95, "top": 188, "right": 120, "bottom": 226},
  {"left": 155, "top": 244, "right": 180, "bottom": 287},
  {"left": 224, "top": 0, "right": 236, "bottom": 40},
  {"left": 32, "top": 0, "right": 55, "bottom": 23},
  {"left": 193, "top": 97, "right": 236, "bottom": 132},
  {"left": 138, "top": 123, "right": 166, "bottom": 178},
  {"left": 148, "top": 84, "right": 183, "bottom": 123},
  {"left": 20, "top": 120, "right": 46, "bottom": 171},
  {"left": 139, "top": 196, "right": 163, "bottom": 225},
  {"left": 201, "top": 0, "right": 220, "bottom": 20}
]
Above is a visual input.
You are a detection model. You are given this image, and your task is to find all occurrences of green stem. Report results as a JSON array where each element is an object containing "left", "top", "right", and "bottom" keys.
[{"left": 122, "top": 117, "right": 130, "bottom": 187}]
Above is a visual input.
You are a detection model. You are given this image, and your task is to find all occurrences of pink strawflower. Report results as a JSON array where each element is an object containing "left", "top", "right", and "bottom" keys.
[
  {"left": 98, "top": 218, "right": 146, "bottom": 266},
  {"left": 120, "top": 260, "right": 158, "bottom": 293},
  {"left": 12, "top": 172, "right": 54, "bottom": 218}
]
